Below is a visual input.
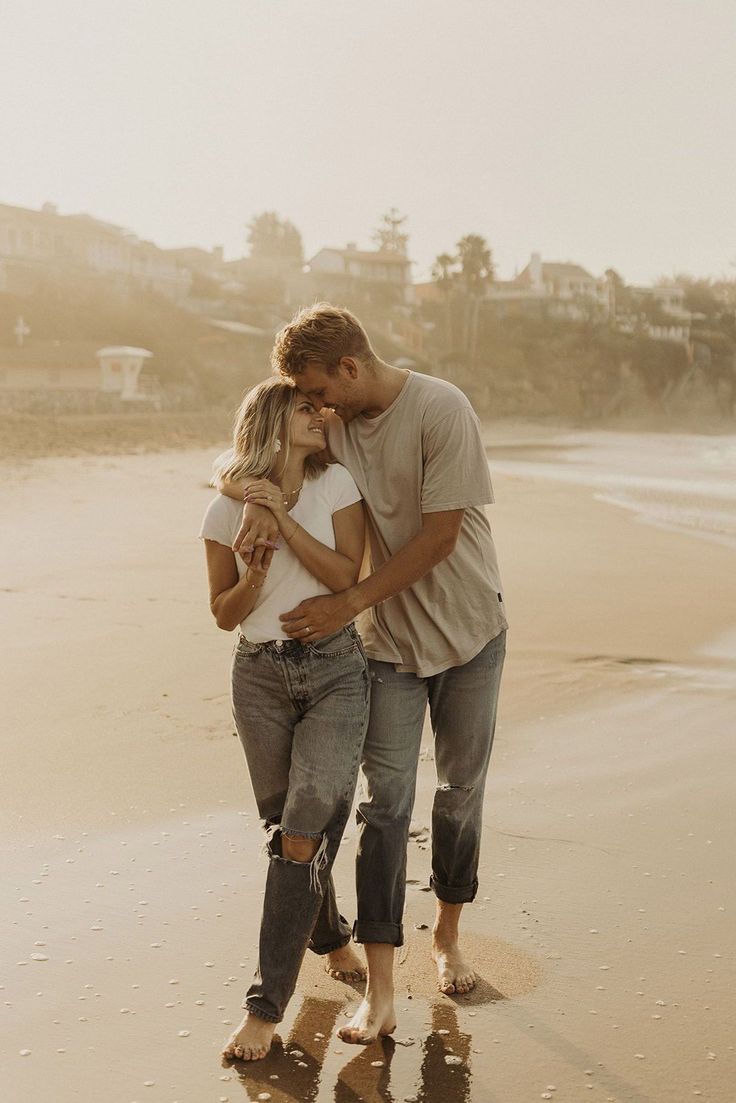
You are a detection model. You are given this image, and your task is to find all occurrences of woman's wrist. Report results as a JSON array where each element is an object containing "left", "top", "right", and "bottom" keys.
[
  {"left": 244, "top": 564, "right": 268, "bottom": 589},
  {"left": 283, "top": 519, "right": 300, "bottom": 542}
]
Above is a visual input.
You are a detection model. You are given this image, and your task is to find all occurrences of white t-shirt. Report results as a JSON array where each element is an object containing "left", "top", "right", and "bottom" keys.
[{"left": 199, "top": 463, "right": 361, "bottom": 642}]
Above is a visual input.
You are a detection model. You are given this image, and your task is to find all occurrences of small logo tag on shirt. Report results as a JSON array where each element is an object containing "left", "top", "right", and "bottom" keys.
[{"left": 497, "top": 592, "right": 503, "bottom": 603}]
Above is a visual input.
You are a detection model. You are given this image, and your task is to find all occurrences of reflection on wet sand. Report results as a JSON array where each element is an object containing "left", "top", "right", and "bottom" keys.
[
  {"left": 227, "top": 996, "right": 476, "bottom": 1103},
  {"left": 225, "top": 997, "right": 342, "bottom": 1101}
]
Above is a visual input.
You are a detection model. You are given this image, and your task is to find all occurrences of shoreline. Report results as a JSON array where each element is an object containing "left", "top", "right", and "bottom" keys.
[{"left": 1, "top": 406, "right": 736, "bottom": 466}]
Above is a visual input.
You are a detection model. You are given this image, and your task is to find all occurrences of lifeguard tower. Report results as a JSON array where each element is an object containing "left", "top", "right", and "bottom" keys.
[{"left": 96, "top": 346, "right": 153, "bottom": 401}]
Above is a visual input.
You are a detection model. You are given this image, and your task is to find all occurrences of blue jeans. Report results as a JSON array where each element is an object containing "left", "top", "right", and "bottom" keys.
[
  {"left": 354, "top": 630, "right": 506, "bottom": 945},
  {"left": 231, "top": 624, "right": 370, "bottom": 1022}
]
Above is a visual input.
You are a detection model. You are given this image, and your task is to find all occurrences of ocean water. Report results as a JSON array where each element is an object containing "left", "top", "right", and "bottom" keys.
[{"left": 489, "top": 430, "right": 736, "bottom": 550}]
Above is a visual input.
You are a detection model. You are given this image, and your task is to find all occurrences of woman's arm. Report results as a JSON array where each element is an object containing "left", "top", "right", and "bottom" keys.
[
  {"left": 282, "top": 501, "right": 365, "bottom": 592},
  {"left": 244, "top": 479, "right": 365, "bottom": 593},
  {"left": 204, "top": 539, "right": 268, "bottom": 631},
  {"left": 218, "top": 425, "right": 336, "bottom": 567},
  {"left": 217, "top": 477, "right": 279, "bottom": 571}
]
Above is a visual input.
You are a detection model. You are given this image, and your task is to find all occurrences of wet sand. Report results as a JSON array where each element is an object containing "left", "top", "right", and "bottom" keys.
[{"left": 1, "top": 433, "right": 735, "bottom": 1102}]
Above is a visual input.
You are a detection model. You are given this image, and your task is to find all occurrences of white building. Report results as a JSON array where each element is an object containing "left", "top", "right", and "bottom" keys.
[
  {"left": 0, "top": 202, "right": 191, "bottom": 301},
  {"left": 508, "top": 253, "right": 609, "bottom": 318},
  {"left": 308, "top": 243, "right": 413, "bottom": 305}
]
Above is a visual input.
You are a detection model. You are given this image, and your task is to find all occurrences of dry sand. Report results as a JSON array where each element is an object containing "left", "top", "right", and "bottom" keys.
[{"left": 1, "top": 430, "right": 735, "bottom": 1102}]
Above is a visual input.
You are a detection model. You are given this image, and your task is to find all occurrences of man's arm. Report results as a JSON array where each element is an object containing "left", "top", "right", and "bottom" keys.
[
  {"left": 218, "top": 409, "right": 339, "bottom": 568},
  {"left": 279, "top": 509, "right": 463, "bottom": 641},
  {"left": 218, "top": 477, "right": 280, "bottom": 569}
]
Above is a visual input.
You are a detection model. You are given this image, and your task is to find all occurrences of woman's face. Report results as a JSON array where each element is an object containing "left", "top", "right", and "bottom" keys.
[{"left": 287, "top": 398, "right": 326, "bottom": 453}]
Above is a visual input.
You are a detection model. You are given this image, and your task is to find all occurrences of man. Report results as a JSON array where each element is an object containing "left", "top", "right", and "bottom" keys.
[{"left": 226, "top": 303, "right": 507, "bottom": 1045}]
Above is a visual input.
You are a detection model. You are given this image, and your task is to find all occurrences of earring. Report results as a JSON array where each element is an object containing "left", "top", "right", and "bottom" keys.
[{"left": 274, "top": 439, "right": 282, "bottom": 453}]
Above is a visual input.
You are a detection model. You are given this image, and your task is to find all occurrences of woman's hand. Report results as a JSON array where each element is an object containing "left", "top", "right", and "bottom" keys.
[{"left": 243, "top": 480, "right": 290, "bottom": 528}]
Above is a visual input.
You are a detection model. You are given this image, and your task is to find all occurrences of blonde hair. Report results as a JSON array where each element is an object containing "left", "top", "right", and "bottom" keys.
[
  {"left": 271, "top": 302, "right": 375, "bottom": 377},
  {"left": 212, "top": 377, "right": 327, "bottom": 485}
]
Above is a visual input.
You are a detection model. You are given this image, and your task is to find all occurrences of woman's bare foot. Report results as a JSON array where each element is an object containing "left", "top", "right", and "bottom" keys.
[
  {"left": 221, "top": 1012, "right": 276, "bottom": 1061},
  {"left": 337, "top": 990, "right": 396, "bottom": 1045},
  {"left": 431, "top": 934, "right": 476, "bottom": 996},
  {"left": 325, "top": 944, "right": 367, "bottom": 982}
]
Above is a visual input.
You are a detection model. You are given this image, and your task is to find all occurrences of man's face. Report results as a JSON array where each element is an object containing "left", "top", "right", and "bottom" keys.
[{"left": 296, "top": 362, "right": 364, "bottom": 422}]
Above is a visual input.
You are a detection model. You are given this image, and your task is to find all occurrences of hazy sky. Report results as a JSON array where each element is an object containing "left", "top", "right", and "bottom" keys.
[{"left": 2, "top": 0, "right": 734, "bottom": 284}]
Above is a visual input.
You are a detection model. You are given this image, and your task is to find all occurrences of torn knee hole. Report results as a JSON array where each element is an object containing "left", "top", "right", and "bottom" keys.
[
  {"left": 266, "top": 828, "right": 329, "bottom": 891},
  {"left": 281, "top": 833, "right": 322, "bottom": 863},
  {"left": 438, "top": 783, "right": 474, "bottom": 792}
]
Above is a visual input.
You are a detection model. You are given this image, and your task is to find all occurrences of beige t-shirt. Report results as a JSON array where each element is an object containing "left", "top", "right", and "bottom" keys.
[{"left": 328, "top": 371, "right": 508, "bottom": 677}]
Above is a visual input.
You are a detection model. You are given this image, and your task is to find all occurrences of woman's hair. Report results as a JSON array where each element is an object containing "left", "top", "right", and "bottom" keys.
[{"left": 212, "top": 377, "right": 327, "bottom": 486}]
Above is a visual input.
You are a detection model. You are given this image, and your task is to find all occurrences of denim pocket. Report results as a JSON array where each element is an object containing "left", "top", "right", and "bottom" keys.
[
  {"left": 306, "top": 625, "right": 360, "bottom": 658},
  {"left": 235, "top": 635, "right": 263, "bottom": 657}
]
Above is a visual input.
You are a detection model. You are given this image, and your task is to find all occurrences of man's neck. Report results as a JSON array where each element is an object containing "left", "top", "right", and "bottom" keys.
[{"left": 361, "top": 361, "right": 410, "bottom": 419}]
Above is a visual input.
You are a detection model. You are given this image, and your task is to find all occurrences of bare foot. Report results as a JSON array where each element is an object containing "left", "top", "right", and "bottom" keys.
[
  {"left": 337, "top": 992, "right": 396, "bottom": 1045},
  {"left": 432, "top": 935, "right": 476, "bottom": 996},
  {"left": 221, "top": 1012, "right": 276, "bottom": 1061},
  {"left": 325, "top": 944, "right": 367, "bottom": 982}
]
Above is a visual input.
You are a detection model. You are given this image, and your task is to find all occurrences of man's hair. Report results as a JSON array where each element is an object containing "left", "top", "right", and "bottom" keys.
[{"left": 271, "top": 302, "right": 375, "bottom": 377}]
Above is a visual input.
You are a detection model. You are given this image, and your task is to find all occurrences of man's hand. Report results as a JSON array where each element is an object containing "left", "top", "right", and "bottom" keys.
[
  {"left": 280, "top": 592, "right": 358, "bottom": 642},
  {"left": 232, "top": 502, "right": 280, "bottom": 570}
]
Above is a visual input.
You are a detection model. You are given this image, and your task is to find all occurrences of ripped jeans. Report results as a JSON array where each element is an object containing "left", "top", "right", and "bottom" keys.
[
  {"left": 231, "top": 625, "right": 369, "bottom": 1023},
  {"left": 355, "top": 630, "right": 506, "bottom": 945}
]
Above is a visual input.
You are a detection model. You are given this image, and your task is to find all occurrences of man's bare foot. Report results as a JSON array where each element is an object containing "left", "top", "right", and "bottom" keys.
[
  {"left": 432, "top": 935, "right": 476, "bottom": 996},
  {"left": 337, "top": 991, "right": 396, "bottom": 1045},
  {"left": 221, "top": 1012, "right": 276, "bottom": 1061},
  {"left": 325, "top": 944, "right": 367, "bottom": 982}
]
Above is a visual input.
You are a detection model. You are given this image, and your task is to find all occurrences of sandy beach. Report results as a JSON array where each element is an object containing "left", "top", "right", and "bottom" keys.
[{"left": 1, "top": 427, "right": 735, "bottom": 1103}]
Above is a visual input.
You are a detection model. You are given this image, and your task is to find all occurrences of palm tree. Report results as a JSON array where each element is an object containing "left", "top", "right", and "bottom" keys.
[
  {"left": 456, "top": 235, "right": 494, "bottom": 366},
  {"left": 431, "top": 252, "right": 457, "bottom": 349}
]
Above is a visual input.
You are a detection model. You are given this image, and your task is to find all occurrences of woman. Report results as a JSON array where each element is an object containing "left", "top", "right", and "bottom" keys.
[{"left": 199, "top": 378, "right": 369, "bottom": 1061}]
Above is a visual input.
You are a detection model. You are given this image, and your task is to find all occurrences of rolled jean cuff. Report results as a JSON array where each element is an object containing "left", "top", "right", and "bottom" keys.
[
  {"left": 310, "top": 934, "right": 351, "bottom": 956},
  {"left": 353, "top": 919, "right": 404, "bottom": 947},
  {"left": 430, "top": 874, "right": 479, "bottom": 904},
  {"left": 241, "top": 1000, "right": 281, "bottom": 1023}
]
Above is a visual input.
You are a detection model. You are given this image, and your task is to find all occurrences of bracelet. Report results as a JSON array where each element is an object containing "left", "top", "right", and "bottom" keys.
[
  {"left": 284, "top": 522, "right": 300, "bottom": 542},
  {"left": 245, "top": 566, "right": 267, "bottom": 589}
]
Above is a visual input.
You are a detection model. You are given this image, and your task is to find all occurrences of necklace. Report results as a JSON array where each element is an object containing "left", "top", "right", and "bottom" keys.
[{"left": 281, "top": 482, "right": 303, "bottom": 506}]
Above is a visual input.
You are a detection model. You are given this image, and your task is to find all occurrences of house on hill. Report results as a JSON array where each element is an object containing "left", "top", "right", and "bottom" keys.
[
  {"left": 491, "top": 252, "right": 609, "bottom": 320},
  {"left": 0, "top": 202, "right": 191, "bottom": 301},
  {"left": 307, "top": 243, "right": 413, "bottom": 306},
  {"left": 414, "top": 252, "right": 609, "bottom": 322}
]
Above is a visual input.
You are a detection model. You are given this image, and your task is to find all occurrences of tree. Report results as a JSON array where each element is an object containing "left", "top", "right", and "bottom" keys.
[
  {"left": 664, "top": 274, "right": 720, "bottom": 319},
  {"left": 431, "top": 252, "right": 457, "bottom": 350},
  {"left": 431, "top": 252, "right": 456, "bottom": 288},
  {"left": 246, "top": 212, "right": 303, "bottom": 264},
  {"left": 605, "top": 268, "right": 628, "bottom": 318},
  {"left": 456, "top": 234, "right": 494, "bottom": 295},
  {"left": 372, "top": 208, "right": 409, "bottom": 255},
  {"left": 456, "top": 234, "right": 494, "bottom": 365}
]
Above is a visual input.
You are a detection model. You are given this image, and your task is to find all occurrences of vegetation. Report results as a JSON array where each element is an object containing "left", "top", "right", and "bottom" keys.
[
  {"left": 372, "top": 209, "right": 409, "bottom": 255},
  {"left": 2, "top": 212, "right": 734, "bottom": 428},
  {"left": 0, "top": 272, "right": 274, "bottom": 407},
  {"left": 246, "top": 211, "right": 303, "bottom": 264},
  {"left": 425, "top": 238, "right": 736, "bottom": 421}
]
